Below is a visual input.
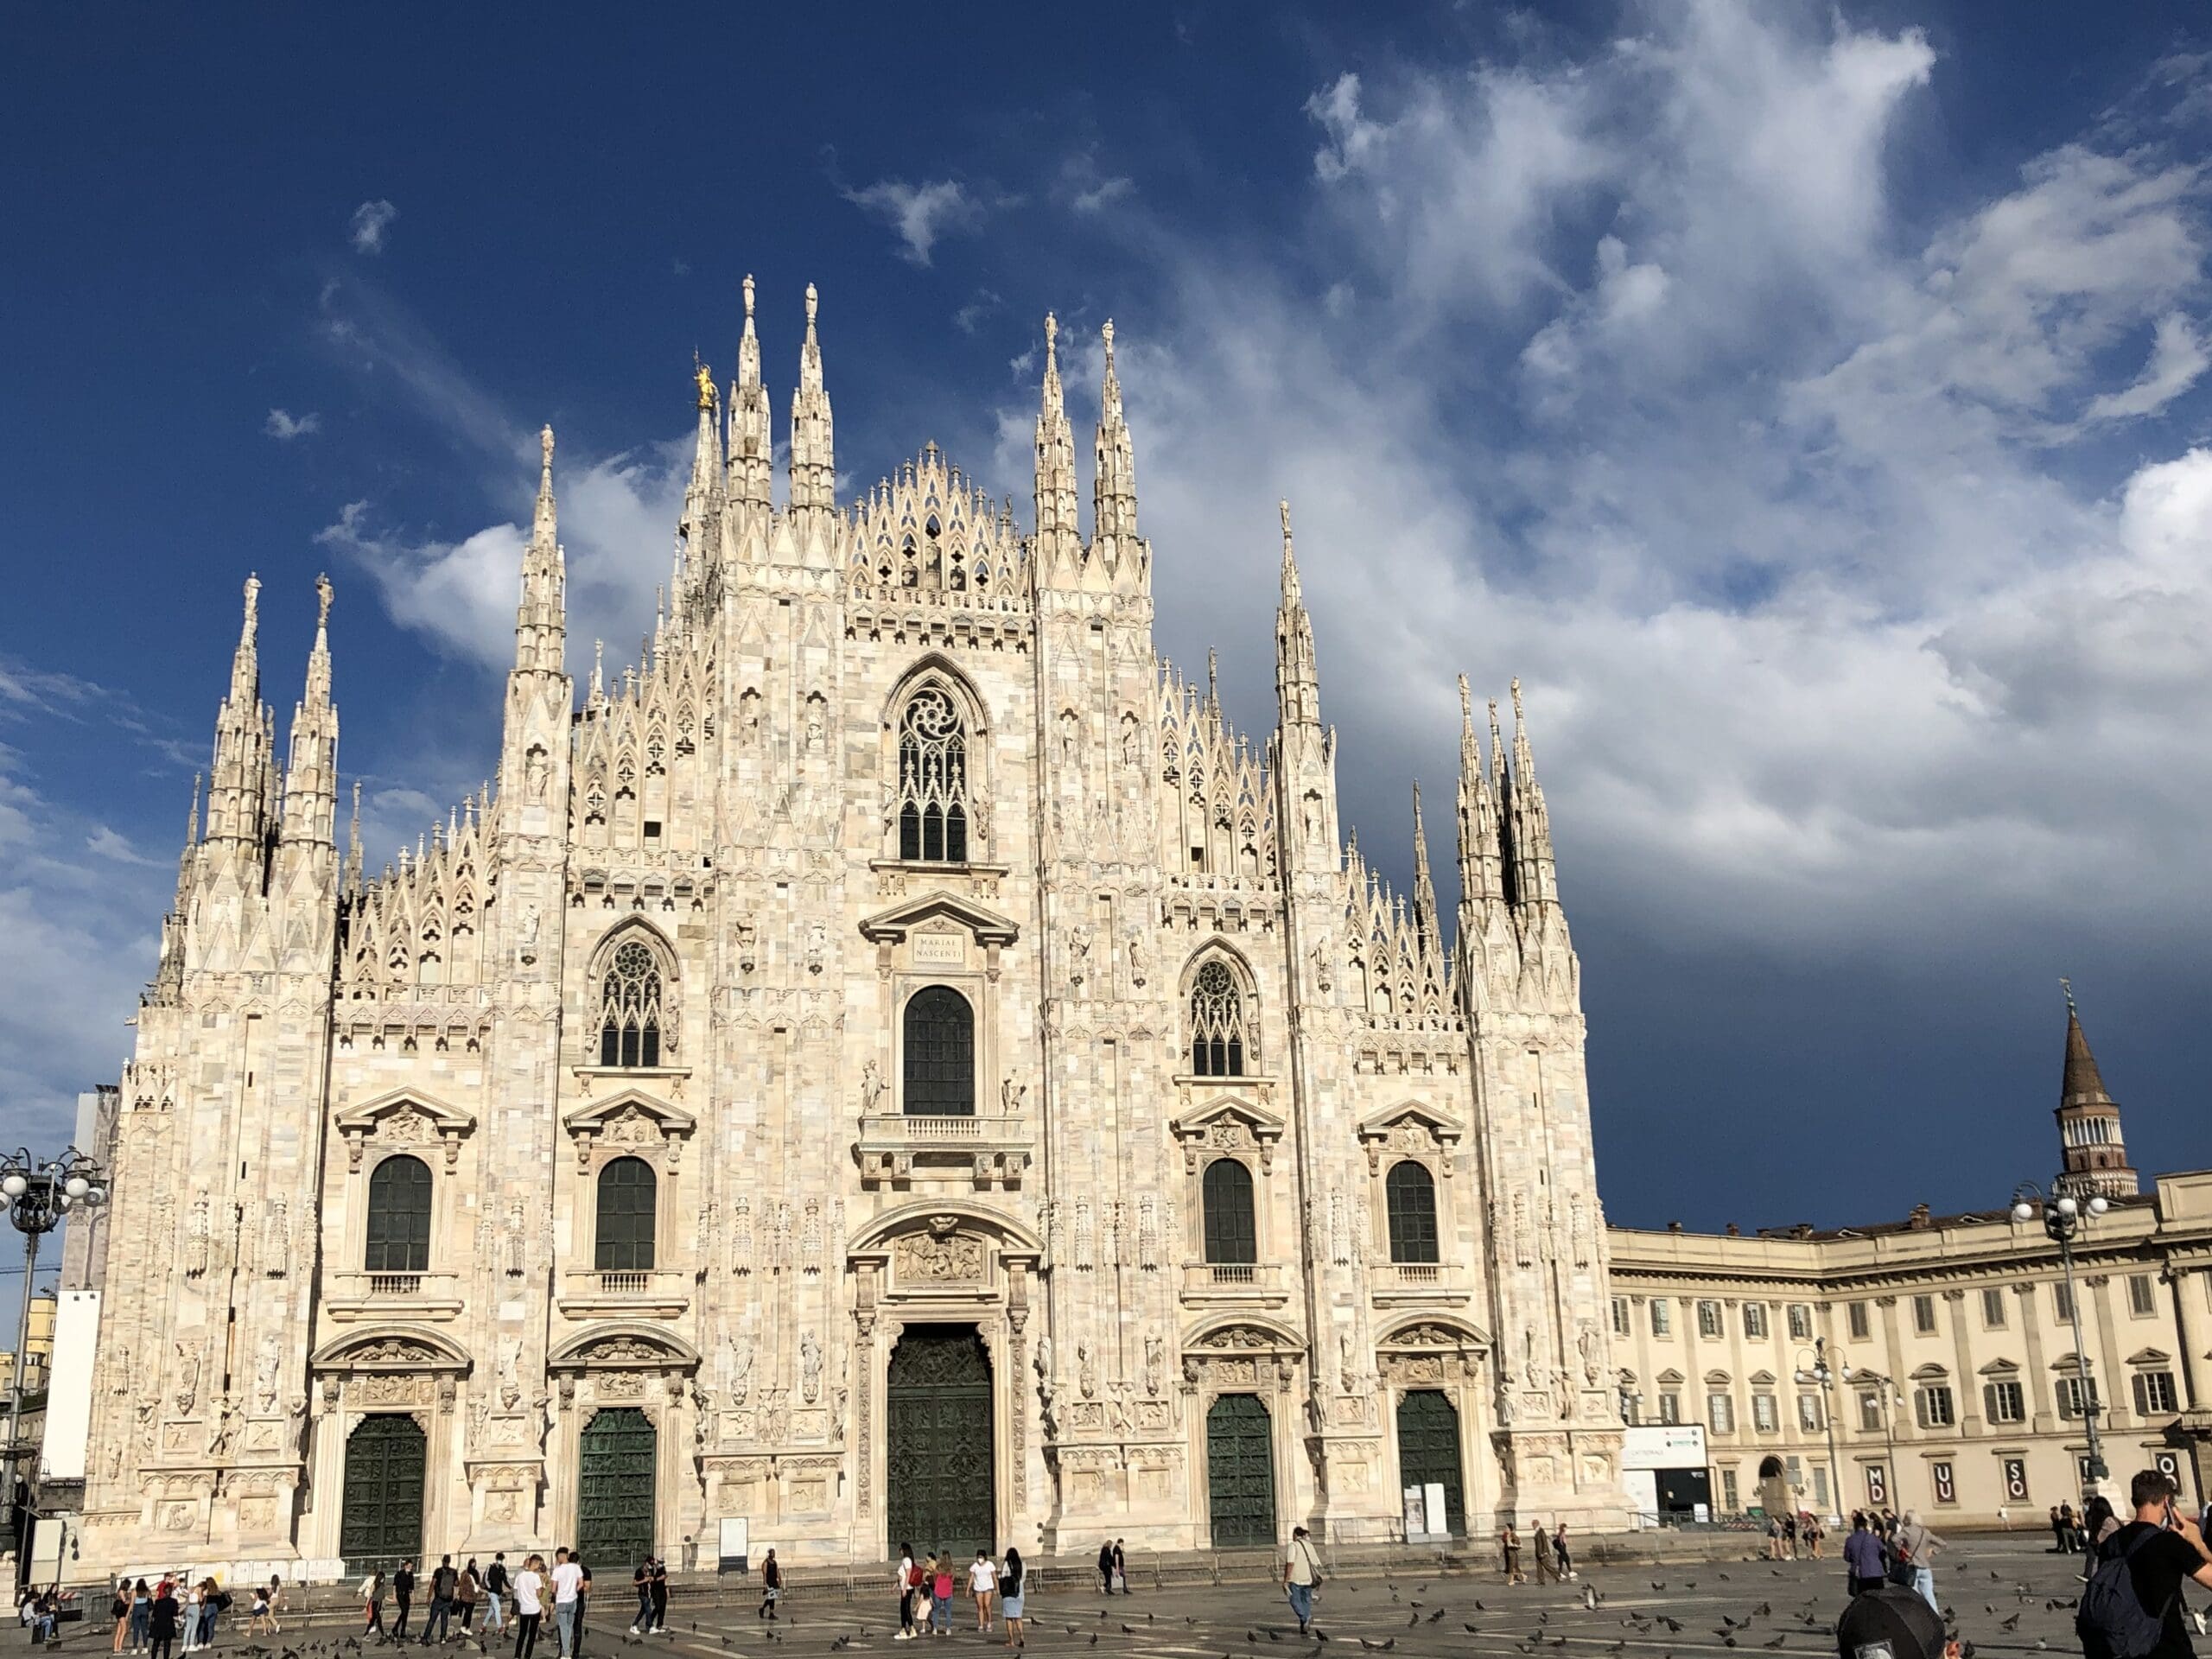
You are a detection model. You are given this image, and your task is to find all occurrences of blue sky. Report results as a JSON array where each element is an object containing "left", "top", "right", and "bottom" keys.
[{"left": 4, "top": 2, "right": 2209, "bottom": 1228}]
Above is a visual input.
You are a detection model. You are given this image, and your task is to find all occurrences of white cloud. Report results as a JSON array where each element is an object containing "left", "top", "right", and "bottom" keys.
[
  {"left": 264, "top": 407, "right": 321, "bottom": 441},
  {"left": 2080, "top": 311, "right": 2210, "bottom": 424},
  {"left": 842, "top": 178, "right": 982, "bottom": 265},
  {"left": 349, "top": 199, "right": 398, "bottom": 254},
  {"left": 1073, "top": 175, "right": 1135, "bottom": 213},
  {"left": 955, "top": 289, "right": 1004, "bottom": 334}
]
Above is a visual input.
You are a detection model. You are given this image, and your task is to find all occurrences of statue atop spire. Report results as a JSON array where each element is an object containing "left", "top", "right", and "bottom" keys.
[
  {"left": 282, "top": 575, "right": 340, "bottom": 849},
  {"left": 1033, "top": 311, "right": 1079, "bottom": 580},
  {"left": 1412, "top": 779, "right": 1440, "bottom": 949},
  {"left": 729, "top": 274, "right": 772, "bottom": 519},
  {"left": 790, "top": 282, "right": 836, "bottom": 521},
  {"left": 204, "top": 574, "right": 274, "bottom": 848},
  {"left": 1274, "top": 499, "right": 1320, "bottom": 728},
  {"left": 1094, "top": 317, "right": 1139, "bottom": 552},
  {"left": 515, "top": 425, "right": 566, "bottom": 674}
]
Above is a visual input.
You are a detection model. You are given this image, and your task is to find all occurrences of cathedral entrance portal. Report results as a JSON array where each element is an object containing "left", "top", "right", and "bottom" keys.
[
  {"left": 1205, "top": 1393, "right": 1276, "bottom": 1547},
  {"left": 1395, "top": 1389, "right": 1466, "bottom": 1536},
  {"left": 886, "top": 1325, "right": 995, "bottom": 1558},
  {"left": 577, "top": 1408, "right": 657, "bottom": 1570},
  {"left": 340, "top": 1414, "right": 426, "bottom": 1573}
]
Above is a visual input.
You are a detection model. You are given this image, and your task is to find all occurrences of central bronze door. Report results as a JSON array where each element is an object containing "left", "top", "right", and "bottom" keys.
[
  {"left": 1205, "top": 1392, "right": 1277, "bottom": 1547},
  {"left": 340, "top": 1413, "right": 426, "bottom": 1573},
  {"left": 576, "top": 1407, "right": 657, "bottom": 1570},
  {"left": 886, "top": 1324, "right": 995, "bottom": 1558}
]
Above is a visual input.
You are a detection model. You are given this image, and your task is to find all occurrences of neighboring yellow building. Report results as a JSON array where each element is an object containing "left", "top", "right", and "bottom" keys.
[
  {"left": 1608, "top": 1007, "right": 2211, "bottom": 1524},
  {"left": 0, "top": 1290, "right": 60, "bottom": 1398}
]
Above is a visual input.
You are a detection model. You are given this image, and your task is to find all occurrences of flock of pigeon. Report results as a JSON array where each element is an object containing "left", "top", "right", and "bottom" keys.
[{"left": 145, "top": 1554, "right": 2091, "bottom": 1659}]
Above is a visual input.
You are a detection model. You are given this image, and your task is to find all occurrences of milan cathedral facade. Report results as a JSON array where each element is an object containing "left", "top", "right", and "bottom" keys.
[{"left": 80, "top": 281, "right": 1629, "bottom": 1574}]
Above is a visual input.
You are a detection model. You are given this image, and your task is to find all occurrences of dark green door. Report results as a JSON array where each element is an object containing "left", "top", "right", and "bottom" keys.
[
  {"left": 886, "top": 1325, "right": 994, "bottom": 1558},
  {"left": 340, "top": 1414, "right": 425, "bottom": 1573},
  {"left": 1205, "top": 1393, "right": 1276, "bottom": 1547},
  {"left": 577, "top": 1408, "right": 657, "bottom": 1571},
  {"left": 1395, "top": 1389, "right": 1467, "bottom": 1535}
]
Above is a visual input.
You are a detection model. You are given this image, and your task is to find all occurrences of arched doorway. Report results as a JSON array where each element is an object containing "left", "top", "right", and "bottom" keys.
[
  {"left": 1205, "top": 1393, "right": 1276, "bottom": 1547},
  {"left": 340, "top": 1414, "right": 425, "bottom": 1572},
  {"left": 577, "top": 1408, "right": 657, "bottom": 1570},
  {"left": 1394, "top": 1389, "right": 1466, "bottom": 1535},
  {"left": 886, "top": 1325, "right": 994, "bottom": 1557}
]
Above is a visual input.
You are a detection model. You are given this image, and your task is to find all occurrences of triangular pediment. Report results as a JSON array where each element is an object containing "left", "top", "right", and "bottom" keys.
[
  {"left": 1656, "top": 1368, "right": 1686, "bottom": 1386},
  {"left": 2127, "top": 1347, "right": 2173, "bottom": 1366},
  {"left": 1748, "top": 1369, "right": 1777, "bottom": 1386},
  {"left": 334, "top": 1087, "right": 476, "bottom": 1138},
  {"left": 1979, "top": 1357, "right": 2020, "bottom": 1376},
  {"left": 563, "top": 1088, "right": 696, "bottom": 1138},
  {"left": 1170, "top": 1094, "right": 1286, "bottom": 1142},
  {"left": 1356, "top": 1098, "right": 1466, "bottom": 1147},
  {"left": 858, "top": 889, "right": 1020, "bottom": 946}
]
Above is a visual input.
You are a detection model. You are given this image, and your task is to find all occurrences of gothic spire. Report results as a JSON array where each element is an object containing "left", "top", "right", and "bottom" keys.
[
  {"left": 682, "top": 356, "right": 726, "bottom": 556},
  {"left": 789, "top": 283, "right": 836, "bottom": 519},
  {"left": 2056, "top": 982, "right": 2138, "bottom": 1197},
  {"left": 1093, "top": 319, "right": 1138, "bottom": 546},
  {"left": 1033, "top": 312, "right": 1080, "bottom": 579},
  {"left": 728, "top": 274, "right": 773, "bottom": 517},
  {"left": 1411, "top": 779, "right": 1439, "bottom": 949},
  {"left": 1454, "top": 673, "right": 1507, "bottom": 910},
  {"left": 346, "top": 779, "right": 363, "bottom": 893},
  {"left": 1504, "top": 677, "right": 1560, "bottom": 910},
  {"left": 1274, "top": 499, "right": 1321, "bottom": 728},
  {"left": 280, "top": 574, "right": 340, "bottom": 848},
  {"left": 204, "top": 574, "right": 274, "bottom": 847},
  {"left": 514, "top": 425, "right": 566, "bottom": 674}
]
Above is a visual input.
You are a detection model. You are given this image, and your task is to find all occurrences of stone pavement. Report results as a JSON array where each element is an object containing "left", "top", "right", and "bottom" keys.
[{"left": 48, "top": 1535, "right": 2141, "bottom": 1659}]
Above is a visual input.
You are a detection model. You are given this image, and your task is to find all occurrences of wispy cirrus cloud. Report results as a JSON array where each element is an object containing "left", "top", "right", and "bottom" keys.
[
  {"left": 348, "top": 198, "right": 397, "bottom": 253},
  {"left": 842, "top": 178, "right": 987, "bottom": 265},
  {"left": 264, "top": 407, "right": 321, "bottom": 441}
]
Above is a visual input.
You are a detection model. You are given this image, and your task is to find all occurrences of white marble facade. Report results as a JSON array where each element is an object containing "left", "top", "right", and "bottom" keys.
[{"left": 79, "top": 288, "right": 1630, "bottom": 1575}]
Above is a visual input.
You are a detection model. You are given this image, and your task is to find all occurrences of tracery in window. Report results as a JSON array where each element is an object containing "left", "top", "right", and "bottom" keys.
[
  {"left": 897, "top": 688, "right": 970, "bottom": 862},
  {"left": 1189, "top": 959, "right": 1249, "bottom": 1077},
  {"left": 598, "top": 939, "right": 664, "bottom": 1067}
]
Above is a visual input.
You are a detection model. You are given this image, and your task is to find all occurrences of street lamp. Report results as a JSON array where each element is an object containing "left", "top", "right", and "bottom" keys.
[
  {"left": 0, "top": 1147, "right": 108, "bottom": 1564},
  {"left": 1793, "top": 1336, "right": 1844, "bottom": 1523},
  {"left": 1842, "top": 1365, "right": 1905, "bottom": 1510},
  {"left": 2012, "top": 1180, "right": 2109, "bottom": 1496}
]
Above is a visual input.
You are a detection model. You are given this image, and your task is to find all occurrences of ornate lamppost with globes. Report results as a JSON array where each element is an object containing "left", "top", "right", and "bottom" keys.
[
  {"left": 2012, "top": 1179, "right": 2110, "bottom": 1496},
  {"left": 1793, "top": 1336, "right": 1845, "bottom": 1523},
  {"left": 0, "top": 1147, "right": 108, "bottom": 1564}
]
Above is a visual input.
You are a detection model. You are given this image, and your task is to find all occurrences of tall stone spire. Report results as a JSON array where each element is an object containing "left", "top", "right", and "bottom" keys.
[
  {"left": 1452, "top": 675, "right": 1508, "bottom": 938},
  {"left": 1411, "top": 779, "right": 1439, "bottom": 949},
  {"left": 789, "top": 283, "right": 836, "bottom": 520},
  {"left": 1093, "top": 319, "right": 1137, "bottom": 546},
  {"left": 728, "top": 274, "right": 773, "bottom": 518},
  {"left": 1274, "top": 499, "right": 1321, "bottom": 728},
  {"left": 1033, "top": 312, "right": 1080, "bottom": 581},
  {"left": 1503, "top": 677, "right": 1559, "bottom": 912},
  {"left": 204, "top": 575, "right": 275, "bottom": 847},
  {"left": 681, "top": 358, "right": 726, "bottom": 563},
  {"left": 515, "top": 425, "right": 566, "bottom": 673},
  {"left": 2055, "top": 982, "right": 2138, "bottom": 1198},
  {"left": 280, "top": 575, "right": 340, "bottom": 848}
]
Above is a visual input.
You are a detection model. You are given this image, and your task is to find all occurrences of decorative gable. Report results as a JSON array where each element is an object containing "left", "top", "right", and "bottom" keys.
[
  {"left": 1355, "top": 1099, "right": 1466, "bottom": 1174},
  {"left": 858, "top": 889, "right": 1020, "bottom": 981},
  {"left": 334, "top": 1089, "right": 477, "bottom": 1171},
  {"left": 1168, "top": 1095, "right": 1287, "bottom": 1174},
  {"left": 563, "top": 1088, "right": 696, "bottom": 1169}
]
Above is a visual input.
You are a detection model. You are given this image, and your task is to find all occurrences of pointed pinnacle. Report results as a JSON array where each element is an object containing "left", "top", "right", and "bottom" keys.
[
  {"left": 315, "top": 571, "right": 334, "bottom": 632},
  {"left": 743, "top": 273, "right": 756, "bottom": 321},
  {"left": 1458, "top": 673, "right": 1473, "bottom": 729}
]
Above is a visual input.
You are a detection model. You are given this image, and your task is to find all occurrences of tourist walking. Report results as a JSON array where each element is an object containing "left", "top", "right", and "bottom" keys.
[
  {"left": 245, "top": 1584, "right": 276, "bottom": 1639},
  {"left": 1110, "top": 1541, "right": 1128, "bottom": 1595},
  {"left": 146, "top": 1584, "right": 180, "bottom": 1659},
  {"left": 458, "top": 1562, "right": 480, "bottom": 1635},
  {"left": 631, "top": 1560, "right": 653, "bottom": 1636},
  {"left": 1893, "top": 1511, "right": 1947, "bottom": 1612},
  {"left": 484, "top": 1555, "right": 509, "bottom": 1637},
  {"left": 127, "top": 1580, "right": 152, "bottom": 1655},
  {"left": 1533, "top": 1523, "right": 1556, "bottom": 1586},
  {"left": 757, "top": 1550, "right": 783, "bottom": 1622},
  {"left": 392, "top": 1563, "right": 416, "bottom": 1642},
  {"left": 999, "top": 1549, "right": 1027, "bottom": 1650},
  {"left": 647, "top": 1558, "right": 668, "bottom": 1636},
  {"left": 969, "top": 1552, "right": 998, "bottom": 1632},
  {"left": 2075, "top": 1468, "right": 2212, "bottom": 1659},
  {"left": 550, "top": 1550, "right": 583, "bottom": 1659},
  {"left": 1554, "top": 1522, "right": 1574, "bottom": 1580},
  {"left": 1500, "top": 1522, "right": 1523, "bottom": 1585},
  {"left": 1283, "top": 1526, "right": 1322, "bottom": 1636},
  {"left": 1844, "top": 1513, "right": 1886, "bottom": 1596},
  {"left": 931, "top": 1556, "right": 956, "bottom": 1637},
  {"left": 511, "top": 1556, "right": 544, "bottom": 1659},
  {"left": 363, "top": 1571, "right": 388, "bottom": 1642},
  {"left": 895, "top": 1545, "right": 918, "bottom": 1639},
  {"left": 1096, "top": 1543, "right": 1114, "bottom": 1596},
  {"left": 423, "top": 1556, "right": 457, "bottom": 1644},
  {"left": 111, "top": 1582, "right": 134, "bottom": 1653}
]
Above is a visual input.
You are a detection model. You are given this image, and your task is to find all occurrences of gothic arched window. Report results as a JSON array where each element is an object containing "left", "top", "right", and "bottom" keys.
[
  {"left": 1190, "top": 960, "right": 1249, "bottom": 1077},
  {"left": 594, "top": 1155, "right": 658, "bottom": 1272},
  {"left": 1202, "top": 1157, "right": 1258, "bottom": 1264},
  {"left": 365, "top": 1154, "right": 432, "bottom": 1274},
  {"left": 1386, "top": 1160, "right": 1440, "bottom": 1264},
  {"left": 902, "top": 984, "right": 975, "bottom": 1116},
  {"left": 897, "top": 688, "right": 970, "bottom": 862},
  {"left": 598, "top": 939, "right": 664, "bottom": 1068}
]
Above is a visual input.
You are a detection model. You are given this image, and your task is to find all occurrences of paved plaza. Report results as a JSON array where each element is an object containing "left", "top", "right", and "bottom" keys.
[{"left": 48, "top": 1535, "right": 2136, "bottom": 1659}]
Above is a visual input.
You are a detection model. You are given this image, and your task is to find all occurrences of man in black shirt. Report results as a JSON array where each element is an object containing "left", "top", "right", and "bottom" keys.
[
  {"left": 483, "top": 1556, "right": 509, "bottom": 1637},
  {"left": 392, "top": 1562, "right": 416, "bottom": 1641},
  {"left": 647, "top": 1560, "right": 669, "bottom": 1635},
  {"left": 2086, "top": 1470, "right": 2212, "bottom": 1659},
  {"left": 422, "top": 1556, "right": 457, "bottom": 1644}
]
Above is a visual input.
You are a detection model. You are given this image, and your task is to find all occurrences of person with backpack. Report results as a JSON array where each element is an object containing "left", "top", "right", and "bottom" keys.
[
  {"left": 483, "top": 1555, "right": 509, "bottom": 1637},
  {"left": 2077, "top": 1468, "right": 2212, "bottom": 1659},
  {"left": 422, "top": 1556, "right": 458, "bottom": 1644}
]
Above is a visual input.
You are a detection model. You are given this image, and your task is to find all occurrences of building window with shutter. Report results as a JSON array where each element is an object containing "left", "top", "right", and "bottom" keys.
[
  {"left": 1611, "top": 1296, "right": 1630, "bottom": 1338},
  {"left": 1983, "top": 1379, "right": 2025, "bottom": 1424},
  {"left": 1657, "top": 1391, "right": 1681, "bottom": 1424},
  {"left": 2055, "top": 1282, "right": 2075, "bottom": 1324},
  {"left": 1652, "top": 1300, "right": 1674, "bottom": 1338},
  {"left": 2056, "top": 1376, "right": 2100, "bottom": 1420},
  {"left": 2133, "top": 1371, "right": 2179, "bottom": 1414},
  {"left": 1913, "top": 1384, "right": 1955, "bottom": 1428},
  {"left": 1708, "top": 1393, "right": 1736, "bottom": 1433},
  {"left": 1751, "top": 1393, "right": 1779, "bottom": 1433},
  {"left": 1847, "top": 1301, "right": 1870, "bottom": 1340},
  {"left": 1697, "top": 1300, "right": 1723, "bottom": 1338},
  {"left": 2128, "top": 1274, "right": 2157, "bottom": 1318},
  {"left": 1787, "top": 1304, "right": 1813, "bottom": 1341},
  {"left": 1911, "top": 1294, "right": 1936, "bottom": 1334},
  {"left": 1982, "top": 1287, "right": 2008, "bottom": 1327},
  {"left": 1797, "top": 1393, "right": 1823, "bottom": 1431},
  {"left": 1744, "top": 1303, "right": 1770, "bottom": 1339}
]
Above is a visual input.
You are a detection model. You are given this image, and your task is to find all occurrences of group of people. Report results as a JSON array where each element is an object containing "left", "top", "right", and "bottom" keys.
[
  {"left": 1841, "top": 1509, "right": 1948, "bottom": 1610},
  {"left": 359, "top": 1548, "right": 595, "bottom": 1659},
  {"left": 19, "top": 1586, "right": 76, "bottom": 1647},
  {"left": 891, "top": 1545, "right": 1027, "bottom": 1647},
  {"left": 1765, "top": 1510, "right": 1825, "bottom": 1559},
  {"left": 100, "top": 1575, "right": 236, "bottom": 1659},
  {"left": 360, "top": 1555, "right": 501, "bottom": 1645},
  {"left": 1496, "top": 1520, "right": 1575, "bottom": 1585}
]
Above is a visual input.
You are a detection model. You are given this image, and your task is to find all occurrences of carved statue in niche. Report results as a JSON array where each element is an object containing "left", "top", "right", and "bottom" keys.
[
  {"left": 1522, "top": 1326, "right": 1543, "bottom": 1391},
  {"left": 497, "top": 1336, "right": 524, "bottom": 1409},
  {"left": 1338, "top": 1329, "right": 1356, "bottom": 1395},
  {"left": 1126, "top": 931, "right": 1147, "bottom": 987},
  {"left": 525, "top": 746, "right": 549, "bottom": 803},
  {"left": 173, "top": 1340, "right": 201, "bottom": 1416},
  {"left": 1578, "top": 1320, "right": 1601, "bottom": 1386},
  {"left": 1001, "top": 1077, "right": 1026, "bottom": 1116},
  {"left": 261, "top": 1199, "right": 289, "bottom": 1277},
  {"left": 861, "top": 1061, "right": 887, "bottom": 1115},
  {"left": 800, "top": 1332, "right": 823, "bottom": 1405},
  {"left": 1142, "top": 1334, "right": 1164, "bottom": 1398},
  {"left": 1310, "top": 934, "right": 1332, "bottom": 993},
  {"left": 760, "top": 1389, "right": 790, "bottom": 1445},
  {"left": 1077, "top": 1343, "right": 1098, "bottom": 1400},
  {"left": 252, "top": 1332, "right": 282, "bottom": 1414},
  {"left": 184, "top": 1196, "right": 211, "bottom": 1277},
  {"left": 723, "top": 1333, "right": 753, "bottom": 1405},
  {"left": 1068, "top": 924, "right": 1093, "bottom": 995}
]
